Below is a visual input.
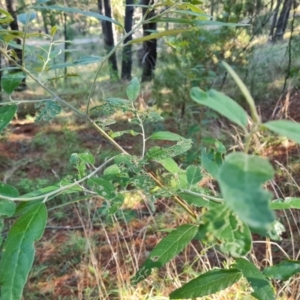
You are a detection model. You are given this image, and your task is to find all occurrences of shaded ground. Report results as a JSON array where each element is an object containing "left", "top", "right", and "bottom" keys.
[{"left": 0, "top": 89, "right": 300, "bottom": 299}]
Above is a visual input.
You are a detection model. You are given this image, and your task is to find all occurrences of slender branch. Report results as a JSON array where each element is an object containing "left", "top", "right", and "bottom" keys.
[
  {"left": 0, "top": 157, "right": 116, "bottom": 202},
  {"left": 180, "top": 189, "right": 224, "bottom": 204}
]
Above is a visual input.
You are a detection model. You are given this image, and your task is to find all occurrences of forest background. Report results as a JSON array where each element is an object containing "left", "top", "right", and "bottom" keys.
[{"left": 1, "top": 0, "right": 300, "bottom": 299}]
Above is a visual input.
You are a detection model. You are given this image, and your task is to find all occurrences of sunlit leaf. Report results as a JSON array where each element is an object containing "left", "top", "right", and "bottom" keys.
[
  {"left": 270, "top": 198, "right": 300, "bottom": 210},
  {"left": 149, "top": 131, "right": 184, "bottom": 141},
  {"left": 234, "top": 258, "right": 275, "bottom": 300},
  {"left": 0, "top": 105, "right": 17, "bottom": 133},
  {"left": 128, "top": 29, "right": 190, "bottom": 44},
  {"left": 0, "top": 9, "right": 14, "bottom": 24},
  {"left": 169, "top": 269, "right": 242, "bottom": 299},
  {"left": 157, "top": 157, "right": 180, "bottom": 174}
]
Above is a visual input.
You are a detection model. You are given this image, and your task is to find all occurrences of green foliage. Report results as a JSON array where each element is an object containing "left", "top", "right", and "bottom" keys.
[
  {"left": 0, "top": 105, "right": 17, "bottom": 133},
  {"left": 169, "top": 269, "right": 242, "bottom": 299},
  {"left": 0, "top": 2, "right": 300, "bottom": 299}
]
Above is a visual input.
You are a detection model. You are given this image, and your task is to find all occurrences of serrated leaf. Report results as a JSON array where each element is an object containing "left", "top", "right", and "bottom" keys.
[
  {"left": 264, "top": 120, "right": 300, "bottom": 144},
  {"left": 149, "top": 131, "right": 183, "bottom": 141},
  {"left": 35, "top": 100, "right": 61, "bottom": 121},
  {"left": 17, "top": 12, "right": 36, "bottom": 24},
  {"left": 263, "top": 261, "right": 300, "bottom": 281},
  {"left": 0, "top": 9, "right": 14, "bottom": 24},
  {"left": 186, "top": 165, "right": 202, "bottom": 186},
  {"left": 132, "top": 224, "right": 198, "bottom": 284},
  {"left": 218, "top": 153, "right": 275, "bottom": 230},
  {"left": 126, "top": 77, "right": 140, "bottom": 102},
  {"left": 190, "top": 87, "right": 248, "bottom": 129},
  {"left": 169, "top": 269, "right": 242, "bottom": 299},
  {"left": 234, "top": 258, "right": 275, "bottom": 300},
  {"left": 33, "top": 5, "right": 122, "bottom": 27},
  {"left": 0, "top": 105, "right": 17, "bottom": 133},
  {"left": 199, "top": 205, "right": 252, "bottom": 256},
  {"left": 0, "top": 203, "right": 47, "bottom": 300},
  {"left": 1, "top": 73, "right": 25, "bottom": 95},
  {"left": 104, "top": 164, "right": 121, "bottom": 176}
]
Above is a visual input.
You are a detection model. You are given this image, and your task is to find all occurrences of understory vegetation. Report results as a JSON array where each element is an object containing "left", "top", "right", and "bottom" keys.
[{"left": 1, "top": 0, "right": 300, "bottom": 299}]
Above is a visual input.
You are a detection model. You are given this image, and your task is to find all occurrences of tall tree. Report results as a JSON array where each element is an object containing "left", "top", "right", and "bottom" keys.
[
  {"left": 121, "top": 0, "right": 134, "bottom": 80},
  {"left": 98, "top": 0, "right": 119, "bottom": 79},
  {"left": 141, "top": 0, "right": 157, "bottom": 82},
  {"left": 269, "top": 0, "right": 293, "bottom": 42},
  {"left": 5, "top": 0, "right": 26, "bottom": 90},
  {"left": 274, "top": 0, "right": 292, "bottom": 41}
]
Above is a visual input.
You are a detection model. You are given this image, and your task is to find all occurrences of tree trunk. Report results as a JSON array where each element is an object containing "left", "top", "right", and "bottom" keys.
[
  {"left": 121, "top": 0, "right": 134, "bottom": 80},
  {"left": 269, "top": 0, "right": 282, "bottom": 41},
  {"left": 5, "top": 0, "right": 26, "bottom": 90},
  {"left": 274, "top": 0, "right": 292, "bottom": 41},
  {"left": 141, "top": 0, "right": 157, "bottom": 82},
  {"left": 98, "top": 0, "right": 118, "bottom": 80}
]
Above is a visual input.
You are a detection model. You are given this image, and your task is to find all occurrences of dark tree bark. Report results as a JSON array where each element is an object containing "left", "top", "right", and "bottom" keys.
[
  {"left": 98, "top": 0, "right": 118, "bottom": 80},
  {"left": 141, "top": 0, "right": 157, "bottom": 82},
  {"left": 5, "top": 0, "right": 26, "bottom": 90},
  {"left": 274, "top": 0, "right": 292, "bottom": 41},
  {"left": 269, "top": 0, "right": 283, "bottom": 41},
  {"left": 121, "top": 0, "right": 134, "bottom": 80}
]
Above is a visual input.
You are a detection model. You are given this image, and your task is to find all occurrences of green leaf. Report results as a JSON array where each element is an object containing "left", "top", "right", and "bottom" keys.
[
  {"left": 17, "top": 12, "right": 36, "bottom": 24},
  {"left": 218, "top": 153, "right": 275, "bottom": 230},
  {"left": 128, "top": 29, "right": 190, "bottom": 44},
  {"left": 186, "top": 165, "right": 202, "bottom": 186},
  {"left": 132, "top": 224, "right": 198, "bottom": 284},
  {"left": 77, "top": 151, "right": 95, "bottom": 165},
  {"left": 1, "top": 73, "right": 25, "bottom": 95},
  {"left": 234, "top": 258, "right": 275, "bottom": 300},
  {"left": 0, "top": 182, "right": 19, "bottom": 198},
  {"left": 270, "top": 198, "right": 300, "bottom": 210},
  {"left": 0, "top": 105, "right": 17, "bottom": 133},
  {"left": 88, "top": 177, "right": 116, "bottom": 200},
  {"left": 263, "top": 261, "right": 300, "bottom": 281},
  {"left": 250, "top": 221, "right": 285, "bottom": 241},
  {"left": 157, "top": 157, "right": 180, "bottom": 174},
  {"left": 0, "top": 203, "right": 47, "bottom": 300},
  {"left": 126, "top": 77, "right": 140, "bottom": 102},
  {"left": 263, "top": 120, "right": 300, "bottom": 144},
  {"left": 0, "top": 183, "right": 17, "bottom": 247},
  {"left": 103, "top": 164, "right": 121, "bottom": 176},
  {"left": 190, "top": 87, "right": 248, "bottom": 129},
  {"left": 111, "top": 130, "right": 139, "bottom": 138},
  {"left": 0, "top": 9, "right": 14, "bottom": 24},
  {"left": 35, "top": 100, "right": 61, "bottom": 121},
  {"left": 149, "top": 131, "right": 184, "bottom": 141},
  {"left": 178, "top": 191, "right": 212, "bottom": 208},
  {"left": 33, "top": 5, "right": 122, "bottom": 27},
  {"left": 146, "top": 138, "right": 193, "bottom": 160},
  {"left": 169, "top": 269, "right": 242, "bottom": 299},
  {"left": 199, "top": 205, "right": 252, "bottom": 256},
  {"left": 201, "top": 149, "right": 221, "bottom": 179}
]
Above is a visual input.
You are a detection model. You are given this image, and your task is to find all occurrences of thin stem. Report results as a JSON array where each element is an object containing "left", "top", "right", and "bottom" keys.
[
  {"left": 0, "top": 156, "right": 116, "bottom": 202},
  {"left": 180, "top": 189, "right": 224, "bottom": 204}
]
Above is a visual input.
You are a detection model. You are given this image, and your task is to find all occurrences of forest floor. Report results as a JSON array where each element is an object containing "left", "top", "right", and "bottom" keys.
[{"left": 0, "top": 89, "right": 300, "bottom": 299}]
